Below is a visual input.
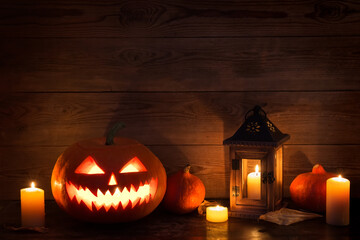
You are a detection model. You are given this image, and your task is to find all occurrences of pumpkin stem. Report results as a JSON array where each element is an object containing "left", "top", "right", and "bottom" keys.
[
  {"left": 184, "top": 164, "right": 191, "bottom": 173},
  {"left": 105, "top": 122, "right": 125, "bottom": 145},
  {"left": 312, "top": 164, "right": 326, "bottom": 174}
]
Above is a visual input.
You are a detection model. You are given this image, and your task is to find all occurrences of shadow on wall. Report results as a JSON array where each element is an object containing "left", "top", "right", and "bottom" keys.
[
  {"left": 103, "top": 93, "right": 189, "bottom": 174},
  {"left": 100, "top": 81, "right": 296, "bottom": 198},
  {"left": 288, "top": 150, "right": 313, "bottom": 172},
  {"left": 102, "top": 91, "right": 228, "bottom": 198}
]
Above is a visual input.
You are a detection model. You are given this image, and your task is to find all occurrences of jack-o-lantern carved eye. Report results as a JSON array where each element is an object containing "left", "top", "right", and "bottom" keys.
[
  {"left": 75, "top": 156, "right": 105, "bottom": 174},
  {"left": 119, "top": 157, "right": 147, "bottom": 173}
]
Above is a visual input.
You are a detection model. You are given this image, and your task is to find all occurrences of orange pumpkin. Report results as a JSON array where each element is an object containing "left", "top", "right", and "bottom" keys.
[
  {"left": 290, "top": 164, "right": 336, "bottom": 212},
  {"left": 51, "top": 123, "right": 167, "bottom": 222},
  {"left": 162, "top": 164, "right": 205, "bottom": 214}
]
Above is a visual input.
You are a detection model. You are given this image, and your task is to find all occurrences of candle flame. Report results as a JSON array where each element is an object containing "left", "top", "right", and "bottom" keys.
[
  {"left": 31, "top": 182, "right": 35, "bottom": 188},
  {"left": 338, "top": 175, "right": 342, "bottom": 178},
  {"left": 255, "top": 165, "right": 259, "bottom": 173},
  {"left": 211, "top": 205, "right": 225, "bottom": 211}
]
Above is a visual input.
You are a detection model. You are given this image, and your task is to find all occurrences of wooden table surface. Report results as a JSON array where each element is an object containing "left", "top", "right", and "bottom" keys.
[{"left": 1, "top": 200, "right": 359, "bottom": 240}]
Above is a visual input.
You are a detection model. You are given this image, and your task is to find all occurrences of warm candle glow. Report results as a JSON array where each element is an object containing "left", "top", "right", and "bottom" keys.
[
  {"left": 21, "top": 182, "right": 45, "bottom": 227},
  {"left": 54, "top": 181, "right": 62, "bottom": 187},
  {"left": 108, "top": 173, "right": 118, "bottom": 186},
  {"left": 66, "top": 179, "right": 156, "bottom": 211},
  {"left": 247, "top": 165, "right": 261, "bottom": 200},
  {"left": 206, "top": 205, "right": 228, "bottom": 222},
  {"left": 326, "top": 175, "right": 350, "bottom": 226}
]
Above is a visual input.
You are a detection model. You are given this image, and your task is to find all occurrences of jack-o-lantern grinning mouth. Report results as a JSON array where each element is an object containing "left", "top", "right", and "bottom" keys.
[{"left": 66, "top": 177, "right": 158, "bottom": 212}]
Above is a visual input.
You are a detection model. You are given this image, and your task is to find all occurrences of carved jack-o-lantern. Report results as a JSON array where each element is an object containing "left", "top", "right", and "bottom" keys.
[{"left": 51, "top": 123, "right": 167, "bottom": 222}]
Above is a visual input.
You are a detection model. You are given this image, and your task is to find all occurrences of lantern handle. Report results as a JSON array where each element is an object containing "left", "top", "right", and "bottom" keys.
[{"left": 245, "top": 105, "right": 267, "bottom": 120}]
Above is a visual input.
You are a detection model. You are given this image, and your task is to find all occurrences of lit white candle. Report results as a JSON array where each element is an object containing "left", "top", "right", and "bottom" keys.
[
  {"left": 206, "top": 205, "right": 228, "bottom": 222},
  {"left": 247, "top": 165, "right": 261, "bottom": 200},
  {"left": 21, "top": 182, "right": 45, "bottom": 227},
  {"left": 326, "top": 175, "right": 350, "bottom": 226}
]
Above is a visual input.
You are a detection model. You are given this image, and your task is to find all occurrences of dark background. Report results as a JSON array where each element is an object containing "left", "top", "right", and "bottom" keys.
[{"left": 0, "top": 0, "right": 359, "bottom": 200}]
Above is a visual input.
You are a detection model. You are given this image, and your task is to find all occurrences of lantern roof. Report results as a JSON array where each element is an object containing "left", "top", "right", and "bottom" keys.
[{"left": 223, "top": 105, "right": 290, "bottom": 147}]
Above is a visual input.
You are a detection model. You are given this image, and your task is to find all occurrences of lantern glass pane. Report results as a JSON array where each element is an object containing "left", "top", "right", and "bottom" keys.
[{"left": 242, "top": 159, "right": 261, "bottom": 200}]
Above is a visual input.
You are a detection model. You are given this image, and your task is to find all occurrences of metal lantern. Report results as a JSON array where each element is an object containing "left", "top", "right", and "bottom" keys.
[{"left": 223, "top": 105, "right": 290, "bottom": 218}]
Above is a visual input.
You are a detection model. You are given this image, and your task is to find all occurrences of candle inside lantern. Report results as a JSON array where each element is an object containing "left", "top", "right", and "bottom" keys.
[
  {"left": 247, "top": 165, "right": 261, "bottom": 199},
  {"left": 20, "top": 182, "right": 45, "bottom": 227},
  {"left": 206, "top": 205, "right": 228, "bottom": 222},
  {"left": 326, "top": 175, "right": 350, "bottom": 226}
]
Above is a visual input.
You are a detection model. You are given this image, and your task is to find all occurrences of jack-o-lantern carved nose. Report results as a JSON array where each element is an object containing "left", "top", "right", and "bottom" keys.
[{"left": 108, "top": 173, "right": 117, "bottom": 186}]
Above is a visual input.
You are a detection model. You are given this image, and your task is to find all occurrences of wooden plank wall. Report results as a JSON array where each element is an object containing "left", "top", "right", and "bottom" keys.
[{"left": 0, "top": 0, "right": 360, "bottom": 200}]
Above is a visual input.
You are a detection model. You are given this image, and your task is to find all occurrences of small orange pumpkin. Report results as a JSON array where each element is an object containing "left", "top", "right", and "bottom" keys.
[
  {"left": 51, "top": 123, "right": 167, "bottom": 222},
  {"left": 290, "top": 164, "right": 336, "bottom": 212},
  {"left": 162, "top": 164, "right": 205, "bottom": 214}
]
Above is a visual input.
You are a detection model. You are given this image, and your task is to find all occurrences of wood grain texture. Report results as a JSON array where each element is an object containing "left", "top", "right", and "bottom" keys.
[
  {"left": 0, "top": 92, "right": 359, "bottom": 146},
  {"left": 0, "top": 146, "right": 229, "bottom": 200},
  {"left": 1, "top": 0, "right": 360, "bottom": 38},
  {"left": 1, "top": 145, "right": 359, "bottom": 200},
  {"left": 1, "top": 0, "right": 360, "bottom": 202},
  {"left": 1, "top": 37, "right": 360, "bottom": 92}
]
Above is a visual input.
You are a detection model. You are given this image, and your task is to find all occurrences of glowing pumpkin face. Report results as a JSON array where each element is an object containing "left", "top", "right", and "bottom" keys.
[{"left": 51, "top": 131, "right": 166, "bottom": 223}]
